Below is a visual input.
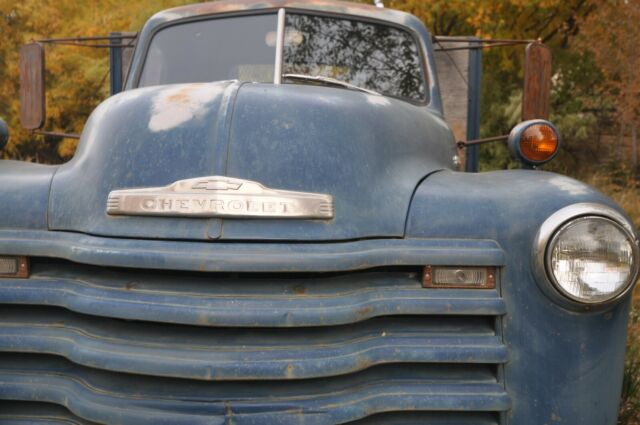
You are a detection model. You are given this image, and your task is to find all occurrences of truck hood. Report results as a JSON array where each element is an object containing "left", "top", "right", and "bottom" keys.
[{"left": 49, "top": 81, "right": 453, "bottom": 241}]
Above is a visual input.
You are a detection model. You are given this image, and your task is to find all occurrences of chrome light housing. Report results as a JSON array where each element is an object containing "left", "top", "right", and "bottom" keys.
[{"left": 534, "top": 203, "right": 640, "bottom": 308}]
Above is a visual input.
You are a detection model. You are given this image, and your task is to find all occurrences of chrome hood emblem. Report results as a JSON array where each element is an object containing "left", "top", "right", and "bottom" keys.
[{"left": 107, "top": 176, "right": 334, "bottom": 219}]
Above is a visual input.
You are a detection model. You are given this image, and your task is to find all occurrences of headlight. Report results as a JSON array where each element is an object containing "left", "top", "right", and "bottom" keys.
[
  {"left": 547, "top": 217, "right": 636, "bottom": 303},
  {"left": 535, "top": 203, "right": 639, "bottom": 307}
]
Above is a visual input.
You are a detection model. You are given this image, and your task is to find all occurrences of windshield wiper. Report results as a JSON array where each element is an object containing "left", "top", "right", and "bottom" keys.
[{"left": 282, "top": 74, "right": 381, "bottom": 96}]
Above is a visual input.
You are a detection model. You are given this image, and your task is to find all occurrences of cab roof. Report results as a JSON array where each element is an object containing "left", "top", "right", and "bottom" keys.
[{"left": 152, "top": 0, "right": 419, "bottom": 28}]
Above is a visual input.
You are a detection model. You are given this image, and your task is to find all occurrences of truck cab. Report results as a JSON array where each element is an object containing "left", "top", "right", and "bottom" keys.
[{"left": 0, "top": 1, "right": 637, "bottom": 424}]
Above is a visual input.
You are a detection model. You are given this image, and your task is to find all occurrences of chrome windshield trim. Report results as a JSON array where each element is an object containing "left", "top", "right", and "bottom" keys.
[{"left": 273, "top": 8, "right": 286, "bottom": 84}]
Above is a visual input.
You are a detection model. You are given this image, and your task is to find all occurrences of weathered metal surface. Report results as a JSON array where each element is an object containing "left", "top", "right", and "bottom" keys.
[
  {"left": 19, "top": 42, "right": 46, "bottom": 130},
  {"left": 406, "top": 169, "right": 630, "bottom": 424},
  {"left": 0, "top": 246, "right": 508, "bottom": 422},
  {"left": 0, "top": 354, "right": 510, "bottom": 424},
  {"left": 0, "top": 264, "right": 505, "bottom": 326},
  {"left": 0, "top": 233, "right": 504, "bottom": 272},
  {"left": 49, "top": 81, "right": 241, "bottom": 240},
  {"left": 49, "top": 82, "right": 454, "bottom": 241},
  {"left": 0, "top": 307, "right": 506, "bottom": 380},
  {"left": 0, "top": 139, "right": 633, "bottom": 425},
  {"left": 1, "top": 403, "right": 500, "bottom": 425},
  {"left": 0, "top": 402, "right": 99, "bottom": 425},
  {"left": 0, "top": 160, "right": 56, "bottom": 230},
  {"left": 522, "top": 42, "right": 552, "bottom": 120},
  {"left": 107, "top": 175, "right": 334, "bottom": 219},
  {"left": 220, "top": 83, "right": 452, "bottom": 240},
  {"left": 155, "top": 0, "right": 410, "bottom": 19},
  {"left": 348, "top": 412, "right": 500, "bottom": 424}
]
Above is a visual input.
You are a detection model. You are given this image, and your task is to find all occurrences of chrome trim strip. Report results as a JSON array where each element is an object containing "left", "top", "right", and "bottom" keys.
[
  {"left": 107, "top": 175, "right": 334, "bottom": 219},
  {"left": 274, "top": 8, "right": 286, "bottom": 84}
]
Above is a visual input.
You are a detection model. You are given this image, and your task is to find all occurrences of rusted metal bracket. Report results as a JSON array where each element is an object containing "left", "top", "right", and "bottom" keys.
[
  {"left": 457, "top": 134, "right": 509, "bottom": 149},
  {"left": 434, "top": 37, "right": 539, "bottom": 52},
  {"left": 33, "top": 130, "right": 80, "bottom": 140},
  {"left": 36, "top": 35, "right": 137, "bottom": 49}
]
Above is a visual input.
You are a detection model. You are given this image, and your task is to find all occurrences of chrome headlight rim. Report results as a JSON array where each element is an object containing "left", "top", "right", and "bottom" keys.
[{"left": 533, "top": 203, "right": 640, "bottom": 309}]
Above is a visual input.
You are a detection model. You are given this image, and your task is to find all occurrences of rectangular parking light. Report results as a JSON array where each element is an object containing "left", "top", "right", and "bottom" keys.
[
  {"left": 423, "top": 266, "right": 496, "bottom": 289},
  {"left": 0, "top": 256, "right": 29, "bottom": 278}
]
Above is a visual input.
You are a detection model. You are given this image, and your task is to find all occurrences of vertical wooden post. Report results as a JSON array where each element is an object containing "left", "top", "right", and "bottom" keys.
[
  {"left": 466, "top": 40, "right": 482, "bottom": 172},
  {"left": 109, "top": 32, "right": 136, "bottom": 95},
  {"left": 19, "top": 43, "right": 46, "bottom": 130},
  {"left": 522, "top": 42, "right": 552, "bottom": 121},
  {"left": 433, "top": 36, "right": 481, "bottom": 172},
  {"left": 632, "top": 125, "right": 637, "bottom": 174}
]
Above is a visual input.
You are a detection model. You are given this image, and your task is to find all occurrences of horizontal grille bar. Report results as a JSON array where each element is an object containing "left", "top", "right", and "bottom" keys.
[
  {"left": 0, "top": 402, "right": 501, "bottom": 425},
  {"left": 346, "top": 411, "right": 500, "bottom": 424},
  {"left": 0, "top": 230, "right": 505, "bottom": 272},
  {"left": 0, "top": 263, "right": 506, "bottom": 327},
  {"left": 0, "top": 254, "right": 508, "bottom": 423},
  {"left": 0, "top": 355, "right": 510, "bottom": 425},
  {"left": 0, "top": 402, "right": 98, "bottom": 425},
  {"left": 0, "top": 306, "right": 507, "bottom": 380}
]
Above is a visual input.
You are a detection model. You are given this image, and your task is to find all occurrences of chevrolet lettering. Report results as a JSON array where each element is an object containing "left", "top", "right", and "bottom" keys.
[{"left": 107, "top": 176, "right": 334, "bottom": 219}]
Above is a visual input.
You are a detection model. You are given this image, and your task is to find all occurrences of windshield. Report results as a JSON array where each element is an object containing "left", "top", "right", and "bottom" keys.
[
  {"left": 283, "top": 14, "right": 426, "bottom": 101},
  {"left": 139, "top": 12, "right": 427, "bottom": 102},
  {"left": 139, "top": 14, "right": 278, "bottom": 86}
]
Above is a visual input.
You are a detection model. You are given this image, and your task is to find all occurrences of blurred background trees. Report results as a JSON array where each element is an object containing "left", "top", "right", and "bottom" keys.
[
  {"left": 1, "top": 0, "right": 638, "bottom": 178},
  {"left": 0, "top": 0, "right": 638, "bottom": 203}
]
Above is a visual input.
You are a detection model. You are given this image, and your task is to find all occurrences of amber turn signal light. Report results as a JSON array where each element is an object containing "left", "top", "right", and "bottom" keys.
[
  {"left": 508, "top": 119, "right": 560, "bottom": 166},
  {"left": 0, "top": 256, "right": 29, "bottom": 278}
]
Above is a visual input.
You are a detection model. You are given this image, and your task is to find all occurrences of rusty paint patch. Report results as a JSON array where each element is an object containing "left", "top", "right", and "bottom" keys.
[
  {"left": 292, "top": 284, "right": 306, "bottom": 295},
  {"left": 148, "top": 83, "right": 225, "bottom": 132},
  {"left": 166, "top": 92, "right": 191, "bottom": 104},
  {"left": 124, "top": 281, "right": 138, "bottom": 290},
  {"left": 356, "top": 306, "right": 372, "bottom": 319},
  {"left": 285, "top": 363, "right": 295, "bottom": 378}
]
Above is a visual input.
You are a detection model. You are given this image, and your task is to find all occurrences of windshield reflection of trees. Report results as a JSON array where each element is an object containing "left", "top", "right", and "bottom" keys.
[{"left": 284, "top": 14, "right": 426, "bottom": 101}]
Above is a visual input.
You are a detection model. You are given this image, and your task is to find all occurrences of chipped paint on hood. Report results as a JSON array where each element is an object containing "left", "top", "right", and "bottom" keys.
[{"left": 149, "top": 83, "right": 230, "bottom": 132}]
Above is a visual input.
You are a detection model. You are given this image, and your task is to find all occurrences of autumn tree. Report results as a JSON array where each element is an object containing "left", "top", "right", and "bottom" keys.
[
  {"left": 0, "top": 0, "right": 632, "bottom": 176},
  {"left": 0, "top": 0, "right": 193, "bottom": 162},
  {"left": 578, "top": 0, "right": 640, "bottom": 171}
]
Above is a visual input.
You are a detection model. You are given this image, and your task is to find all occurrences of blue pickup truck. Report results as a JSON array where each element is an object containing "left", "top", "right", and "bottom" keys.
[{"left": 0, "top": 1, "right": 637, "bottom": 424}]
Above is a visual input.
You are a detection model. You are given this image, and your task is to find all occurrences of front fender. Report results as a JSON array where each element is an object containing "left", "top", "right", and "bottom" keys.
[{"left": 406, "top": 169, "right": 631, "bottom": 425}]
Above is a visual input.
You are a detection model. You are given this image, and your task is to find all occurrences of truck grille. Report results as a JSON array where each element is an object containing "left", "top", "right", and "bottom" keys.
[{"left": 0, "top": 260, "right": 509, "bottom": 424}]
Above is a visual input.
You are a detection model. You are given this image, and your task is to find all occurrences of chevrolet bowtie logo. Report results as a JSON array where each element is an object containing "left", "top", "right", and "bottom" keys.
[{"left": 191, "top": 179, "right": 242, "bottom": 191}]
